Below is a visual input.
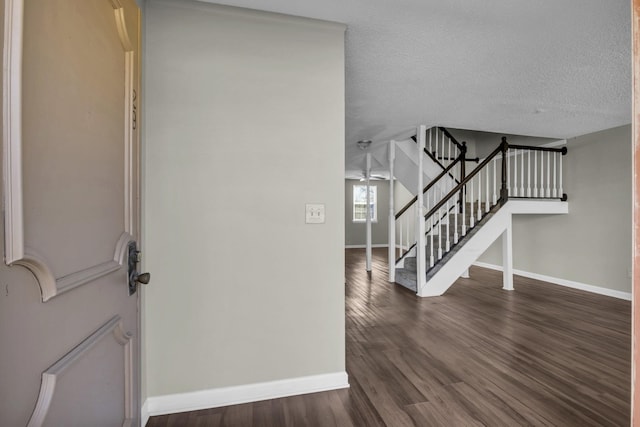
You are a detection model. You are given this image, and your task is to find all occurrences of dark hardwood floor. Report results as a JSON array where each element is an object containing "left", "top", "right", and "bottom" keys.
[{"left": 147, "top": 248, "right": 631, "bottom": 426}]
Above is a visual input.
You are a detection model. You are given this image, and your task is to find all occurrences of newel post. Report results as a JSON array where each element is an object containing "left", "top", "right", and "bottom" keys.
[
  {"left": 459, "top": 141, "right": 467, "bottom": 213},
  {"left": 500, "top": 137, "right": 509, "bottom": 205},
  {"left": 388, "top": 141, "right": 396, "bottom": 282}
]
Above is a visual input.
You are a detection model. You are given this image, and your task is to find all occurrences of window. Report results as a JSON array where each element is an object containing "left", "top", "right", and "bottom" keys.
[{"left": 353, "top": 184, "right": 377, "bottom": 222}]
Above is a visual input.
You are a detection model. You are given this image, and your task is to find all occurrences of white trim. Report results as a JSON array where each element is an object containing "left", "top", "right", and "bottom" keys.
[
  {"left": 473, "top": 261, "right": 632, "bottom": 301},
  {"left": 3, "top": 0, "right": 24, "bottom": 264},
  {"left": 140, "top": 400, "right": 149, "bottom": 427},
  {"left": 146, "top": 372, "right": 349, "bottom": 417},
  {"left": 345, "top": 244, "right": 388, "bottom": 249}
]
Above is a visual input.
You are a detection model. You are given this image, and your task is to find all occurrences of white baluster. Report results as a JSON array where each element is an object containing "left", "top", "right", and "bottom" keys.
[
  {"left": 513, "top": 149, "right": 518, "bottom": 196},
  {"left": 546, "top": 151, "right": 551, "bottom": 197},
  {"left": 406, "top": 212, "right": 410, "bottom": 252},
  {"left": 493, "top": 157, "right": 498, "bottom": 204},
  {"left": 445, "top": 198, "right": 450, "bottom": 252},
  {"left": 540, "top": 150, "right": 544, "bottom": 198},
  {"left": 533, "top": 150, "right": 538, "bottom": 197},
  {"left": 399, "top": 217, "right": 403, "bottom": 255},
  {"left": 430, "top": 192, "right": 435, "bottom": 267},
  {"left": 485, "top": 165, "right": 490, "bottom": 212},
  {"left": 429, "top": 128, "right": 433, "bottom": 154},
  {"left": 520, "top": 148, "right": 524, "bottom": 197},
  {"left": 470, "top": 176, "right": 475, "bottom": 227},
  {"left": 527, "top": 150, "right": 531, "bottom": 197},
  {"left": 477, "top": 171, "right": 482, "bottom": 221},
  {"left": 437, "top": 206, "right": 442, "bottom": 260},
  {"left": 434, "top": 128, "right": 438, "bottom": 158},
  {"left": 461, "top": 184, "right": 466, "bottom": 237},
  {"left": 507, "top": 150, "right": 511, "bottom": 196},
  {"left": 454, "top": 195, "right": 459, "bottom": 244},
  {"left": 553, "top": 152, "right": 557, "bottom": 198}
]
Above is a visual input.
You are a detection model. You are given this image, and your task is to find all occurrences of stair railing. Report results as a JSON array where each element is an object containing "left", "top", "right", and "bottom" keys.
[
  {"left": 423, "top": 139, "right": 507, "bottom": 270},
  {"left": 411, "top": 126, "right": 469, "bottom": 179},
  {"left": 393, "top": 150, "right": 465, "bottom": 262},
  {"left": 388, "top": 132, "right": 568, "bottom": 285},
  {"left": 422, "top": 138, "right": 567, "bottom": 273},
  {"left": 506, "top": 145, "right": 568, "bottom": 200},
  {"left": 389, "top": 126, "right": 469, "bottom": 282}
]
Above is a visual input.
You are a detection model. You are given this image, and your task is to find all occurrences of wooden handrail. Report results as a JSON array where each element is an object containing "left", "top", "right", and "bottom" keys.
[
  {"left": 509, "top": 145, "right": 567, "bottom": 154},
  {"left": 395, "top": 153, "right": 464, "bottom": 219},
  {"left": 423, "top": 140, "right": 507, "bottom": 220},
  {"left": 436, "top": 155, "right": 480, "bottom": 163},
  {"left": 410, "top": 134, "right": 461, "bottom": 183}
]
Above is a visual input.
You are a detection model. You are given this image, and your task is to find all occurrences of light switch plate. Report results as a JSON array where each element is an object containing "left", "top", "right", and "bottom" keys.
[{"left": 305, "top": 203, "right": 325, "bottom": 224}]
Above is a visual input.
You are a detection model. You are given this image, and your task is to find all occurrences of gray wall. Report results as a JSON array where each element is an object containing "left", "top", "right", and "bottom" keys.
[
  {"left": 144, "top": 0, "right": 346, "bottom": 397},
  {"left": 345, "top": 179, "right": 389, "bottom": 246},
  {"left": 478, "top": 125, "right": 632, "bottom": 293}
]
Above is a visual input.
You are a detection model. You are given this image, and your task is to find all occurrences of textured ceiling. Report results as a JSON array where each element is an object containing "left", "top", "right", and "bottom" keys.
[{"left": 195, "top": 0, "right": 631, "bottom": 175}]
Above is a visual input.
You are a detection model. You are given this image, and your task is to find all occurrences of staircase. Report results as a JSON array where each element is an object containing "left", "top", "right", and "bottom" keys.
[
  {"left": 395, "top": 202, "right": 496, "bottom": 291},
  {"left": 386, "top": 125, "right": 568, "bottom": 297}
]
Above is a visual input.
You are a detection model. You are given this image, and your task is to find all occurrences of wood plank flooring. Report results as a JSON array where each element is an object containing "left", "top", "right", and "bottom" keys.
[{"left": 146, "top": 248, "right": 631, "bottom": 426}]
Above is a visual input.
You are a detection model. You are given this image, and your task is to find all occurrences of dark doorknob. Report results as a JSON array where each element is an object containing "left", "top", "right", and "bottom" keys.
[
  {"left": 127, "top": 241, "right": 150, "bottom": 295},
  {"left": 135, "top": 272, "right": 151, "bottom": 285}
]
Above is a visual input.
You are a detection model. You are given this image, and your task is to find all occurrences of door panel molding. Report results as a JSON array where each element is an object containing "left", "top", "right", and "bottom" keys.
[
  {"left": 111, "top": 0, "right": 137, "bottom": 235},
  {"left": 3, "top": 0, "right": 138, "bottom": 300},
  {"left": 26, "top": 316, "right": 134, "bottom": 427},
  {"left": 2, "top": 0, "right": 24, "bottom": 264},
  {"left": 14, "top": 232, "right": 135, "bottom": 302}
]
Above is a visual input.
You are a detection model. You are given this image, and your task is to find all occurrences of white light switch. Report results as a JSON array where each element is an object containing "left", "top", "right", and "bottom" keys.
[{"left": 305, "top": 204, "right": 325, "bottom": 224}]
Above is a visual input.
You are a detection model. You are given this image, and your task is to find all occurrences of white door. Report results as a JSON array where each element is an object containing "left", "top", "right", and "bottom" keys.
[{"left": 0, "top": 0, "right": 143, "bottom": 426}]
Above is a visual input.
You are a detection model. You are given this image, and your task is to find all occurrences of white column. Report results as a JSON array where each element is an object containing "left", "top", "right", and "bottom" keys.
[
  {"left": 502, "top": 216, "right": 514, "bottom": 291},
  {"left": 365, "top": 152, "right": 372, "bottom": 272},
  {"left": 416, "top": 125, "right": 427, "bottom": 295},
  {"left": 388, "top": 141, "right": 396, "bottom": 282}
]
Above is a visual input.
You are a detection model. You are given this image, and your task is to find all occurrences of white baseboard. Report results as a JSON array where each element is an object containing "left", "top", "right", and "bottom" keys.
[
  {"left": 141, "top": 399, "right": 150, "bottom": 426},
  {"left": 146, "top": 371, "right": 349, "bottom": 417},
  {"left": 473, "top": 262, "right": 631, "bottom": 301},
  {"left": 345, "top": 244, "right": 388, "bottom": 248}
]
